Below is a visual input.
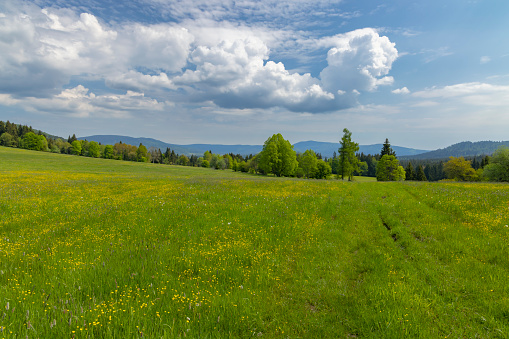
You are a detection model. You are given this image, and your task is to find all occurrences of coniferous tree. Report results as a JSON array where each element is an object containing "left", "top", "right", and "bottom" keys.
[
  {"left": 5, "top": 121, "right": 18, "bottom": 137},
  {"left": 472, "top": 157, "right": 480, "bottom": 170},
  {"left": 381, "top": 138, "right": 396, "bottom": 157},
  {"left": 68, "top": 134, "right": 77, "bottom": 144},
  {"left": 416, "top": 164, "right": 427, "bottom": 181},
  {"left": 338, "top": 128, "right": 360, "bottom": 181},
  {"left": 405, "top": 162, "right": 415, "bottom": 180},
  {"left": 481, "top": 155, "right": 490, "bottom": 168}
]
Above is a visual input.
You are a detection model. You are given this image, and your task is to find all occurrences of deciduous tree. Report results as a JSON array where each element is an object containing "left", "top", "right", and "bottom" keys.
[
  {"left": 443, "top": 156, "right": 477, "bottom": 181},
  {"left": 103, "top": 145, "right": 114, "bottom": 159},
  {"left": 483, "top": 146, "right": 509, "bottom": 182},
  {"left": 259, "top": 133, "right": 298, "bottom": 177},
  {"left": 88, "top": 141, "right": 100, "bottom": 158},
  {"left": 136, "top": 143, "right": 148, "bottom": 162},
  {"left": 315, "top": 159, "right": 332, "bottom": 179},
  {"left": 300, "top": 149, "right": 318, "bottom": 178},
  {"left": 0, "top": 133, "right": 15, "bottom": 147},
  {"left": 70, "top": 140, "right": 82, "bottom": 155}
]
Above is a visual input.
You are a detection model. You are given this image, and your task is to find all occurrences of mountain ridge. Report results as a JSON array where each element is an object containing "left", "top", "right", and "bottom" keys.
[
  {"left": 79, "top": 135, "right": 429, "bottom": 158},
  {"left": 401, "top": 141, "right": 509, "bottom": 160},
  {"left": 79, "top": 135, "right": 509, "bottom": 159}
]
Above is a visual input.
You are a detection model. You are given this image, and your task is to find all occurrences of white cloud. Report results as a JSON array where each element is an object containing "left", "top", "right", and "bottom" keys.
[
  {"left": 173, "top": 37, "right": 340, "bottom": 112},
  {"left": 392, "top": 87, "right": 410, "bottom": 94},
  {"left": 0, "top": 93, "right": 19, "bottom": 105},
  {"left": 320, "top": 28, "right": 398, "bottom": 93},
  {"left": 119, "top": 23, "right": 193, "bottom": 72},
  {"left": 412, "top": 82, "right": 509, "bottom": 101},
  {"left": 143, "top": 0, "right": 348, "bottom": 28},
  {"left": 0, "top": 2, "right": 399, "bottom": 115},
  {"left": 0, "top": 5, "right": 193, "bottom": 98},
  {"left": 480, "top": 56, "right": 491, "bottom": 64},
  {"left": 105, "top": 70, "right": 175, "bottom": 92},
  {"left": 19, "top": 86, "right": 169, "bottom": 118}
]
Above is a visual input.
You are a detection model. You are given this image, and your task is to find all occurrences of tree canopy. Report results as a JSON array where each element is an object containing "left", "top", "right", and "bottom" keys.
[
  {"left": 21, "top": 132, "right": 48, "bottom": 152},
  {"left": 483, "top": 146, "right": 509, "bottom": 182},
  {"left": 376, "top": 155, "right": 405, "bottom": 181},
  {"left": 300, "top": 149, "right": 318, "bottom": 178},
  {"left": 443, "top": 156, "right": 477, "bottom": 181},
  {"left": 258, "top": 133, "right": 298, "bottom": 177}
]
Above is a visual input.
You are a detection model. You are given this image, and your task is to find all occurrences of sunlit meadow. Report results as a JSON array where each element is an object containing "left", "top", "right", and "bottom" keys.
[{"left": 1, "top": 147, "right": 508, "bottom": 338}]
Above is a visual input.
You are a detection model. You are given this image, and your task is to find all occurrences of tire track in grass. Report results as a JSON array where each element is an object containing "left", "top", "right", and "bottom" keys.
[{"left": 379, "top": 183, "right": 509, "bottom": 338}]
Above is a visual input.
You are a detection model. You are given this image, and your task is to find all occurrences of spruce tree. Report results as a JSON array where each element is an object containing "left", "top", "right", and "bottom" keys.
[
  {"left": 416, "top": 164, "right": 427, "bottom": 181},
  {"left": 405, "top": 162, "right": 415, "bottom": 180},
  {"left": 472, "top": 157, "right": 479, "bottom": 170},
  {"left": 67, "top": 134, "right": 78, "bottom": 144},
  {"left": 380, "top": 138, "right": 396, "bottom": 157}
]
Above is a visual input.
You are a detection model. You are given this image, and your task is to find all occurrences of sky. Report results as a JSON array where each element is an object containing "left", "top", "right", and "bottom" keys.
[{"left": 0, "top": 0, "right": 508, "bottom": 150}]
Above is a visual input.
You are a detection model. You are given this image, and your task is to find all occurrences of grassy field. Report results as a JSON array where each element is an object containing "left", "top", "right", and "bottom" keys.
[{"left": 1, "top": 146, "right": 508, "bottom": 338}]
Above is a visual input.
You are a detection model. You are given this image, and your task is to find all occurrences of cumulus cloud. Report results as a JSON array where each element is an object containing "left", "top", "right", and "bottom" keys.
[
  {"left": 0, "top": 5, "right": 192, "bottom": 98},
  {"left": 172, "top": 29, "right": 398, "bottom": 112},
  {"left": 0, "top": 2, "right": 399, "bottom": 115},
  {"left": 320, "top": 28, "right": 398, "bottom": 93},
  {"left": 173, "top": 37, "right": 355, "bottom": 112}
]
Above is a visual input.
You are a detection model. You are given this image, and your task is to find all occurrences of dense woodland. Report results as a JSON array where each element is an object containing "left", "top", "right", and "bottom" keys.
[{"left": 1, "top": 120, "right": 507, "bottom": 182}]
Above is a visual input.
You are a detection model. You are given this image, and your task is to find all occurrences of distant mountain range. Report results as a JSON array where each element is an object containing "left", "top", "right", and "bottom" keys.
[
  {"left": 79, "top": 135, "right": 508, "bottom": 159},
  {"left": 401, "top": 141, "right": 509, "bottom": 160},
  {"left": 79, "top": 135, "right": 429, "bottom": 158}
]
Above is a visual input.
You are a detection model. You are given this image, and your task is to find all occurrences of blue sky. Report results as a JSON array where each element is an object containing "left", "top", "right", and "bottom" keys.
[{"left": 0, "top": 0, "right": 508, "bottom": 149}]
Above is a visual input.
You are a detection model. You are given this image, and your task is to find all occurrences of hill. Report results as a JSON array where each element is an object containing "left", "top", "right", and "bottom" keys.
[
  {"left": 80, "top": 135, "right": 428, "bottom": 158},
  {"left": 293, "top": 141, "right": 428, "bottom": 157},
  {"left": 402, "top": 140, "right": 509, "bottom": 160},
  {"left": 78, "top": 135, "right": 195, "bottom": 155}
]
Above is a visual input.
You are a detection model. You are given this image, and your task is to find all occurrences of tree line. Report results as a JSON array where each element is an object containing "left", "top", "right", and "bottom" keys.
[{"left": 1, "top": 120, "right": 507, "bottom": 182}]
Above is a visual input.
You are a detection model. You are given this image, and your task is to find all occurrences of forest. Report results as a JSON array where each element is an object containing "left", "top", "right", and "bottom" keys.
[{"left": 1, "top": 120, "right": 507, "bottom": 182}]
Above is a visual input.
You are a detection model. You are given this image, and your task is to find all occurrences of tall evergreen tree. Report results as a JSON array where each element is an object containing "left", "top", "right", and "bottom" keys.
[
  {"left": 405, "top": 162, "right": 415, "bottom": 180},
  {"left": 5, "top": 121, "right": 18, "bottom": 137},
  {"left": 68, "top": 134, "right": 77, "bottom": 144},
  {"left": 481, "top": 155, "right": 490, "bottom": 168},
  {"left": 416, "top": 164, "right": 427, "bottom": 181},
  {"left": 338, "top": 128, "right": 360, "bottom": 181},
  {"left": 380, "top": 138, "right": 396, "bottom": 157},
  {"left": 472, "top": 157, "right": 480, "bottom": 170}
]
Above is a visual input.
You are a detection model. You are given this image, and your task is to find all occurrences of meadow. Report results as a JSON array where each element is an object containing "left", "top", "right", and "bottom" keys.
[{"left": 0, "top": 146, "right": 508, "bottom": 338}]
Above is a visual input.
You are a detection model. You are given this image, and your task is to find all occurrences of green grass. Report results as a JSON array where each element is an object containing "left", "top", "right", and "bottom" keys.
[{"left": 0, "top": 146, "right": 508, "bottom": 338}]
